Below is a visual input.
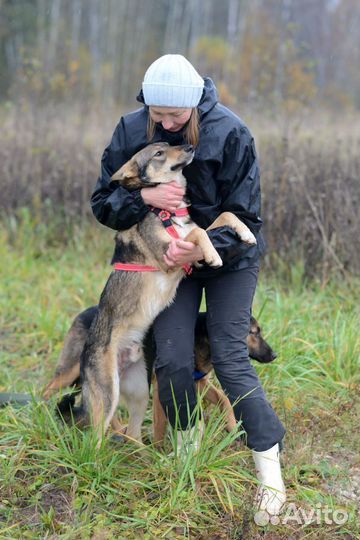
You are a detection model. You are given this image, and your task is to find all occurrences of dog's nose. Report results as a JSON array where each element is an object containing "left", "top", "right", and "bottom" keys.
[
  {"left": 271, "top": 351, "right": 277, "bottom": 360},
  {"left": 184, "top": 145, "right": 193, "bottom": 153}
]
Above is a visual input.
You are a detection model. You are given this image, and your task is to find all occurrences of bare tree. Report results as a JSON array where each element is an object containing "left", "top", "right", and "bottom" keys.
[{"left": 45, "top": 0, "right": 61, "bottom": 73}]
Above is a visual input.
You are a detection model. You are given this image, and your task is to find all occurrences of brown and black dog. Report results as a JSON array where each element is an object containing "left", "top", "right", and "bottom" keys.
[
  {"left": 44, "top": 306, "right": 276, "bottom": 444},
  {"left": 45, "top": 142, "right": 257, "bottom": 442}
]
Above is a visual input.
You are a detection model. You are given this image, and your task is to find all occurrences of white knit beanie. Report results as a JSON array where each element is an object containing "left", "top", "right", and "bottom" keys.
[{"left": 142, "top": 54, "right": 204, "bottom": 108}]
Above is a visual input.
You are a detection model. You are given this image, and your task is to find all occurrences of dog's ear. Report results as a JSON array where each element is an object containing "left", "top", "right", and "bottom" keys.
[{"left": 111, "top": 159, "right": 139, "bottom": 184}]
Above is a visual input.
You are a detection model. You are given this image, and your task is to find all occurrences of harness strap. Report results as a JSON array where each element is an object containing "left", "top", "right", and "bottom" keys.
[
  {"left": 150, "top": 207, "right": 189, "bottom": 228},
  {"left": 113, "top": 263, "right": 159, "bottom": 272},
  {"left": 172, "top": 207, "right": 190, "bottom": 217},
  {"left": 150, "top": 207, "right": 192, "bottom": 275},
  {"left": 113, "top": 207, "right": 193, "bottom": 275}
]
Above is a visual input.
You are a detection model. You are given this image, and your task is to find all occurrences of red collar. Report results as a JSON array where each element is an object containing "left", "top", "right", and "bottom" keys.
[{"left": 150, "top": 206, "right": 189, "bottom": 220}]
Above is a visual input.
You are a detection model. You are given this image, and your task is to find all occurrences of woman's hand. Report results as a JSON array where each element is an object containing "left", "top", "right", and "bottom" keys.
[
  {"left": 141, "top": 181, "right": 185, "bottom": 212},
  {"left": 164, "top": 238, "right": 204, "bottom": 268}
]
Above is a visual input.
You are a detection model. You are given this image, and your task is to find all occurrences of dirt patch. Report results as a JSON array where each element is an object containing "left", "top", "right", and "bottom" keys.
[{"left": 11, "top": 487, "right": 74, "bottom": 530}]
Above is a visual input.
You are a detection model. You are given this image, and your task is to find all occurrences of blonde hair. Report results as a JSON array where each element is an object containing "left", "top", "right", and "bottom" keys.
[{"left": 147, "top": 108, "right": 200, "bottom": 147}]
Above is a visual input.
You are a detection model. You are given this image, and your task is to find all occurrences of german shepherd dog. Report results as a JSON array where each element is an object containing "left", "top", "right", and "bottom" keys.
[
  {"left": 44, "top": 306, "right": 276, "bottom": 443},
  {"left": 45, "top": 143, "right": 258, "bottom": 442}
]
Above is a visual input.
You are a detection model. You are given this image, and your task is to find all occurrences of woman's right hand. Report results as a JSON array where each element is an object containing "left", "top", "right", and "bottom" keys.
[{"left": 141, "top": 181, "right": 185, "bottom": 212}]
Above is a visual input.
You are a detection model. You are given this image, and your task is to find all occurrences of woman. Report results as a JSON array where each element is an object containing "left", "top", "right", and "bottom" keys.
[{"left": 91, "top": 54, "right": 286, "bottom": 516}]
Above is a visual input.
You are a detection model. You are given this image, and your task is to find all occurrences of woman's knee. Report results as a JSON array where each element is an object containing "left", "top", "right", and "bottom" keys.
[
  {"left": 213, "top": 358, "right": 266, "bottom": 405},
  {"left": 209, "top": 321, "right": 250, "bottom": 366},
  {"left": 154, "top": 328, "right": 195, "bottom": 399},
  {"left": 154, "top": 325, "right": 195, "bottom": 368}
]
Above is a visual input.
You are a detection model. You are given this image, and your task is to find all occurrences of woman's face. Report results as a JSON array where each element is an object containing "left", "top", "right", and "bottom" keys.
[{"left": 149, "top": 107, "right": 193, "bottom": 132}]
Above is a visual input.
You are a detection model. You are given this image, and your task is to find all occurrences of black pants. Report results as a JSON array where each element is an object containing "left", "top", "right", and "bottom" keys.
[{"left": 153, "top": 265, "right": 285, "bottom": 452}]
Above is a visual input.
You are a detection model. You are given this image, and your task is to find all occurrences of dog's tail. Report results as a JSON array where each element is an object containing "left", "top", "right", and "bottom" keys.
[{"left": 56, "top": 387, "right": 88, "bottom": 427}]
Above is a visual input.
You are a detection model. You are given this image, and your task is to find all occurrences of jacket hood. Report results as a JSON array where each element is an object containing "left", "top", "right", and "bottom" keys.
[{"left": 136, "top": 77, "right": 218, "bottom": 118}]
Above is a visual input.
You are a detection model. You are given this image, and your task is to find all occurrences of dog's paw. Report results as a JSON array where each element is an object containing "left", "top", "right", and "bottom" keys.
[
  {"left": 111, "top": 433, "right": 126, "bottom": 444},
  {"left": 240, "top": 230, "right": 257, "bottom": 245},
  {"left": 206, "top": 253, "right": 223, "bottom": 268}
]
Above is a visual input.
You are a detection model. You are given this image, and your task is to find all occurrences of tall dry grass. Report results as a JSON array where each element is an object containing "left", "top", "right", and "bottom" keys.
[
  {"left": 0, "top": 102, "right": 109, "bottom": 222},
  {"left": 256, "top": 120, "right": 360, "bottom": 281},
  {"left": 1, "top": 102, "right": 359, "bottom": 280}
]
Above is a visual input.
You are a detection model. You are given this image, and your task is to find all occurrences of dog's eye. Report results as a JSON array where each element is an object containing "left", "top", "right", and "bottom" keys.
[{"left": 154, "top": 151, "right": 163, "bottom": 157}]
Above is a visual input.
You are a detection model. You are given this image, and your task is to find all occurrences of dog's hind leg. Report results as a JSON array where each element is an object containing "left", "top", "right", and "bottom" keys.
[
  {"left": 111, "top": 414, "right": 126, "bottom": 435},
  {"left": 43, "top": 320, "right": 87, "bottom": 399},
  {"left": 81, "top": 341, "right": 120, "bottom": 441},
  {"left": 152, "top": 377, "right": 168, "bottom": 446},
  {"left": 120, "top": 354, "right": 149, "bottom": 443}
]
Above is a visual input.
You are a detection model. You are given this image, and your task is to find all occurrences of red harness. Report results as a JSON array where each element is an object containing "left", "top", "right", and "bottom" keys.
[{"left": 114, "top": 207, "right": 193, "bottom": 275}]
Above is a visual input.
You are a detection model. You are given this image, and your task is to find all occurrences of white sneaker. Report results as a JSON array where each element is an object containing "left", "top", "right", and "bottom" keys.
[{"left": 252, "top": 443, "right": 286, "bottom": 516}]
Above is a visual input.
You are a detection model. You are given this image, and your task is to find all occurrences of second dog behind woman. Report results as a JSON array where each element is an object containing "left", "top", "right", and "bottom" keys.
[{"left": 91, "top": 54, "right": 286, "bottom": 516}]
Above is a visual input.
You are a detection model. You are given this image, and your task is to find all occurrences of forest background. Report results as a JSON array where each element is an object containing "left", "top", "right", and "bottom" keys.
[
  {"left": 0, "top": 0, "right": 359, "bottom": 278},
  {"left": 0, "top": 2, "right": 359, "bottom": 539}
]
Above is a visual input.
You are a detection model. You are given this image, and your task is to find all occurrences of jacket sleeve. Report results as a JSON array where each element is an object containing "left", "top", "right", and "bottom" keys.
[
  {"left": 90, "top": 118, "right": 149, "bottom": 231},
  {"left": 206, "top": 127, "right": 263, "bottom": 266}
]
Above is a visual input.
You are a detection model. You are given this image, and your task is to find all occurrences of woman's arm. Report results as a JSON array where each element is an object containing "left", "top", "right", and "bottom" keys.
[
  {"left": 90, "top": 118, "right": 150, "bottom": 231},
  {"left": 206, "top": 127, "right": 263, "bottom": 265},
  {"left": 91, "top": 117, "right": 186, "bottom": 230}
]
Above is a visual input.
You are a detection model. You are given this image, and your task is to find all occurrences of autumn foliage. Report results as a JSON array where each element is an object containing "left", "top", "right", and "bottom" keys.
[
  {"left": 1, "top": 0, "right": 359, "bottom": 113},
  {"left": 0, "top": 0, "right": 359, "bottom": 280}
]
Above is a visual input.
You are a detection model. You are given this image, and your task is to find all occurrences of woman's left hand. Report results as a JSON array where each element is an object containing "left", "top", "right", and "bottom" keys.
[{"left": 164, "top": 238, "right": 204, "bottom": 268}]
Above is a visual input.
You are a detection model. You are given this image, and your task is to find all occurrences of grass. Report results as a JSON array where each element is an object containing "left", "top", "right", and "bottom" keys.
[{"left": 0, "top": 214, "right": 359, "bottom": 539}]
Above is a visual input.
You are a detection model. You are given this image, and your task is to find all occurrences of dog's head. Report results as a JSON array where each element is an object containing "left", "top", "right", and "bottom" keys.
[
  {"left": 111, "top": 142, "right": 194, "bottom": 190},
  {"left": 247, "top": 316, "right": 277, "bottom": 363}
]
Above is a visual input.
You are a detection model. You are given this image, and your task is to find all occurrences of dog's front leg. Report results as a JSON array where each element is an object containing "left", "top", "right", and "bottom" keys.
[
  {"left": 207, "top": 212, "right": 257, "bottom": 245},
  {"left": 184, "top": 228, "right": 223, "bottom": 268},
  {"left": 197, "top": 378, "right": 237, "bottom": 432}
]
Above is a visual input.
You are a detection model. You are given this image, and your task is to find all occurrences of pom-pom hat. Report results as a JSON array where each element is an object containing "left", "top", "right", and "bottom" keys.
[{"left": 142, "top": 54, "right": 204, "bottom": 108}]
